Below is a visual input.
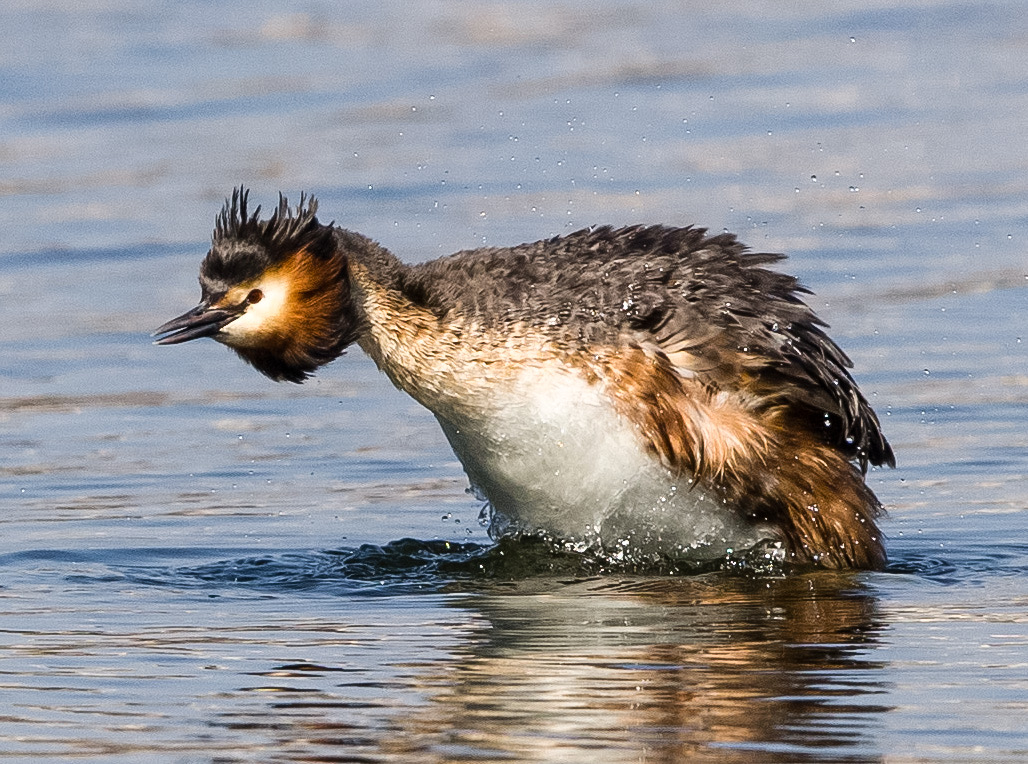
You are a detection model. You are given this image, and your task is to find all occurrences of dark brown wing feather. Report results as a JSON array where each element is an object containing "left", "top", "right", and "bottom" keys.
[{"left": 622, "top": 226, "right": 894, "bottom": 472}]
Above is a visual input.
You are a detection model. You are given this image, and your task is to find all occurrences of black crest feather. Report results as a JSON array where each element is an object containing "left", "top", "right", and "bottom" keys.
[
  {"left": 214, "top": 186, "right": 322, "bottom": 246},
  {"left": 202, "top": 186, "right": 335, "bottom": 291}
]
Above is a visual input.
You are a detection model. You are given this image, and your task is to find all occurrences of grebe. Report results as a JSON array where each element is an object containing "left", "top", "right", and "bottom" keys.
[{"left": 155, "top": 188, "right": 894, "bottom": 569}]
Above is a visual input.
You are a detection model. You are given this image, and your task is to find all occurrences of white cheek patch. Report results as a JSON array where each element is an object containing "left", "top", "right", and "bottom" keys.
[{"left": 220, "top": 279, "right": 290, "bottom": 347}]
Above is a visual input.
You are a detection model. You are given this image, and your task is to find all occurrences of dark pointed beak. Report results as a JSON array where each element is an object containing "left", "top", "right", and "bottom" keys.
[{"left": 152, "top": 303, "right": 242, "bottom": 345}]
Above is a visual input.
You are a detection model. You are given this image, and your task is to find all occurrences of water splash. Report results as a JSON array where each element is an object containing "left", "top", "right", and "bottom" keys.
[{"left": 59, "top": 535, "right": 804, "bottom": 598}]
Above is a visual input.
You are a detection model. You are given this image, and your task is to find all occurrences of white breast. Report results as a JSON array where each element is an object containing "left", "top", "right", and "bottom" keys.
[{"left": 432, "top": 365, "right": 773, "bottom": 564}]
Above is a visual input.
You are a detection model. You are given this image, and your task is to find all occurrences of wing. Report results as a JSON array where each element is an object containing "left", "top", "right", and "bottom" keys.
[{"left": 588, "top": 225, "right": 894, "bottom": 473}]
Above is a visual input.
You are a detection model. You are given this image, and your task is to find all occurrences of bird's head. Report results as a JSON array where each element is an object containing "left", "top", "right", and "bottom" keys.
[{"left": 154, "top": 187, "right": 358, "bottom": 382}]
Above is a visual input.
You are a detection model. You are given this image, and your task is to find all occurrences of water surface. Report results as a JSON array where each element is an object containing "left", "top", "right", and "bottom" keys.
[{"left": 2, "top": 1, "right": 1027, "bottom": 761}]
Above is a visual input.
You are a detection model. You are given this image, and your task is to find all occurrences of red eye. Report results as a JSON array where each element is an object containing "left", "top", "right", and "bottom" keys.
[{"left": 247, "top": 289, "right": 263, "bottom": 304}]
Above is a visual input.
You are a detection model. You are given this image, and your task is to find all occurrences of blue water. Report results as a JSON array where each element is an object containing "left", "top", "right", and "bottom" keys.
[{"left": 2, "top": 1, "right": 1028, "bottom": 761}]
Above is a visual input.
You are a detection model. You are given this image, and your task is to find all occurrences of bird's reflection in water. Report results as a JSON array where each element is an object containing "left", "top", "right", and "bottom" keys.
[
  {"left": 204, "top": 541, "right": 890, "bottom": 763},
  {"left": 391, "top": 573, "right": 890, "bottom": 763}
]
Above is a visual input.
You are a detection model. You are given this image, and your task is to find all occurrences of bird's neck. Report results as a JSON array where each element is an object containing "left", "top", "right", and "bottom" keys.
[
  {"left": 333, "top": 231, "right": 414, "bottom": 356},
  {"left": 344, "top": 236, "right": 454, "bottom": 404},
  {"left": 344, "top": 241, "right": 555, "bottom": 420}
]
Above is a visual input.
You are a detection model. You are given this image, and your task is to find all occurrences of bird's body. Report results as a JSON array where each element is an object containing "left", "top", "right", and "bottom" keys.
[{"left": 156, "top": 189, "right": 894, "bottom": 569}]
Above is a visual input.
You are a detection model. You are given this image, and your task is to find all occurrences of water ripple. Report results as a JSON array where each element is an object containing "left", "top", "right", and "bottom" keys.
[
  {"left": 16, "top": 537, "right": 1020, "bottom": 600},
  {"left": 885, "top": 543, "right": 1028, "bottom": 585}
]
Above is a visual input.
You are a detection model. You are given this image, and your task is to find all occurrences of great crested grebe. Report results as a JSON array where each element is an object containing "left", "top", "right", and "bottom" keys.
[{"left": 155, "top": 188, "right": 894, "bottom": 569}]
